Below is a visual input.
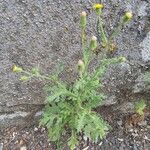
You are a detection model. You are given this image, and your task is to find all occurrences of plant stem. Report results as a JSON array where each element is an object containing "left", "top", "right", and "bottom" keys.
[
  {"left": 81, "top": 28, "right": 86, "bottom": 50},
  {"left": 108, "top": 18, "right": 124, "bottom": 42},
  {"left": 22, "top": 70, "right": 76, "bottom": 97},
  {"left": 98, "top": 16, "right": 108, "bottom": 45}
]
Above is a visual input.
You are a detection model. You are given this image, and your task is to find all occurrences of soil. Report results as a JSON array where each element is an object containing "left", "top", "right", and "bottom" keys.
[{"left": 0, "top": 107, "right": 149, "bottom": 150}]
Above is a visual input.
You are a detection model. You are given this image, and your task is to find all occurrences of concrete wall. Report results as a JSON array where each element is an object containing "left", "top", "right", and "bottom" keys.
[{"left": 0, "top": 0, "right": 150, "bottom": 128}]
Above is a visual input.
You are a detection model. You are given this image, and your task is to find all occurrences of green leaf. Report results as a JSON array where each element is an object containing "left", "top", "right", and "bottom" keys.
[
  {"left": 48, "top": 125, "right": 62, "bottom": 141},
  {"left": 31, "top": 67, "right": 40, "bottom": 75},
  {"left": 77, "top": 112, "right": 86, "bottom": 132},
  {"left": 135, "top": 99, "right": 146, "bottom": 116},
  {"left": 68, "top": 131, "right": 78, "bottom": 150},
  {"left": 46, "top": 90, "right": 66, "bottom": 103},
  {"left": 86, "top": 94, "right": 106, "bottom": 108}
]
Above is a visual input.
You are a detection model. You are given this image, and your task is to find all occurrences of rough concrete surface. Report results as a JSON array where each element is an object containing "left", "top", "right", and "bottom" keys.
[{"left": 0, "top": 0, "right": 150, "bottom": 127}]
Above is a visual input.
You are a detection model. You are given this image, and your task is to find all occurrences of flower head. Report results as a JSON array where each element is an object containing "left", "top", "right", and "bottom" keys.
[
  {"left": 77, "top": 60, "right": 85, "bottom": 75},
  {"left": 78, "top": 60, "right": 84, "bottom": 69},
  {"left": 12, "top": 65, "right": 23, "bottom": 73},
  {"left": 93, "top": 4, "right": 104, "bottom": 10},
  {"left": 123, "top": 11, "right": 133, "bottom": 22},
  {"left": 90, "top": 36, "right": 97, "bottom": 50},
  {"left": 81, "top": 11, "right": 86, "bottom": 17},
  {"left": 93, "top": 3, "right": 104, "bottom": 15},
  {"left": 119, "top": 56, "right": 127, "bottom": 62}
]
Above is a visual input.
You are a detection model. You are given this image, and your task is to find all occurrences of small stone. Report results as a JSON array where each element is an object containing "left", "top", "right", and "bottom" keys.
[
  {"left": 99, "top": 141, "right": 103, "bottom": 146},
  {"left": 83, "top": 135, "right": 88, "bottom": 141},
  {"left": 117, "top": 138, "right": 124, "bottom": 142},
  {"left": 82, "top": 146, "right": 89, "bottom": 150},
  {"left": 144, "top": 135, "right": 150, "bottom": 142},
  {"left": 0, "top": 143, "right": 3, "bottom": 150},
  {"left": 138, "top": 120, "right": 147, "bottom": 126},
  {"left": 134, "top": 129, "right": 138, "bottom": 134},
  {"left": 41, "top": 127, "right": 46, "bottom": 132},
  {"left": 132, "top": 133, "right": 138, "bottom": 137},
  {"left": 12, "top": 132, "right": 17, "bottom": 139},
  {"left": 20, "top": 146, "right": 27, "bottom": 150},
  {"left": 34, "top": 127, "right": 38, "bottom": 132},
  {"left": 19, "top": 139, "right": 24, "bottom": 145},
  {"left": 133, "top": 143, "right": 138, "bottom": 150},
  {"left": 129, "top": 129, "right": 133, "bottom": 132}
]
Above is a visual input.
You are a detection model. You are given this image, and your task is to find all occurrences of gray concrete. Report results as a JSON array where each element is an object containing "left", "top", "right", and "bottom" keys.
[
  {"left": 0, "top": 0, "right": 150, "bottom": 128},
  {"left": 141, "top": 32, "right": 150, "bottom": 62}
]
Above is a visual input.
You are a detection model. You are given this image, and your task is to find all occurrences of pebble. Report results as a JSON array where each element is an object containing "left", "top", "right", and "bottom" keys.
[
  {"left": 138, "top": 121, "right": 147, "bottom": 126},
  {"left": 83, "top": 135, "right": 88, "bottom": 141},
  {"left": 99, "top": 141, "right": 103, "bottom": 146},
  {"left": 117, "top": 138, "right": 124, "bottom": 142},
  {"left": 133, "top": 143, "right": 138, "bottom": 150},
  {"left": 132, "top": 133, "right": 138, "bottom": 137},
  {"left": 20, "top": 146, "right": 27, "bottom": 150},
  {"left": 0, "top": 143, "right": 3, "bottom": 150},
  {"left": 34, "top": 127, "right": 38, "bottom": 132},
  {"left": 82, "top": 146, "right": 89, "bottom": 150},
  {"left": 144, "top": 135, "right": 150, "bottom": 141},
  {"left": 134, "top": 129, "right": 138, "bottom": 134},
  {"left": 129, "top": 128, "right": 134, "bottom": 132},
  {"left": 41, "top": 127, "right": 46, "bottom": 132},
  {"left": 19, "top": 139, "right": 25, "bottom": 145},
  {"left": 12, "top": 132, "right": 17, "bottom": 139}
]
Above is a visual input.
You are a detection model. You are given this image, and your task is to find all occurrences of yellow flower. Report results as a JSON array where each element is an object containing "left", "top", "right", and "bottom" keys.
[
  {"left": 125, "top": 12, "right": 133, "bottom": 19},
  {"left": 93, "top": 4, "right": 104, "bottom": 15},
  {"left": 93, "top": 3, "right": 104, "bottom": 10},
  {"left": 12, "top": 65, "right": 23, "bottom": 73}
]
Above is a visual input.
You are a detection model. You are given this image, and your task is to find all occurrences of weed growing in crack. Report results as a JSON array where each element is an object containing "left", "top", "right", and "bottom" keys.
[
  {"left": 135, "top": 99, "right": 146, "bottom": 117},
  {"left": 13, "top": 5, "right": 128, "bottom": 150}
]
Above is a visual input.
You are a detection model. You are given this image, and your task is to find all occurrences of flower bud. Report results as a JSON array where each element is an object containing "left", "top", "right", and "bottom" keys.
[
  {"left": 77, "top": 60, "right": 85, "bottom": 74},
  {"left": 93, "top": 3, "right": 104, "bottom": 15},
  {"left": 90, "top": 36, "right": 97, "bottom": 51},
  {"left": 123, "top": 11, "right": 133, "bottom": 22},
  {"left": 109, "top": 42, "right": 116, "bottom": 52},
  {"left": 31, "top": 67, "right": 39, "bottom": 75},
  {"left": 80, "top": 11, "right": 87, "bottom": 29},
  {"left": 20, "top": 76, "right": 29, "bottom": 81},
  {"left": 119, "top": 56, "right": 127, "bottom": 62},
  {"left": 12, "top": 65, "right": 23, "bottom": 73}
]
